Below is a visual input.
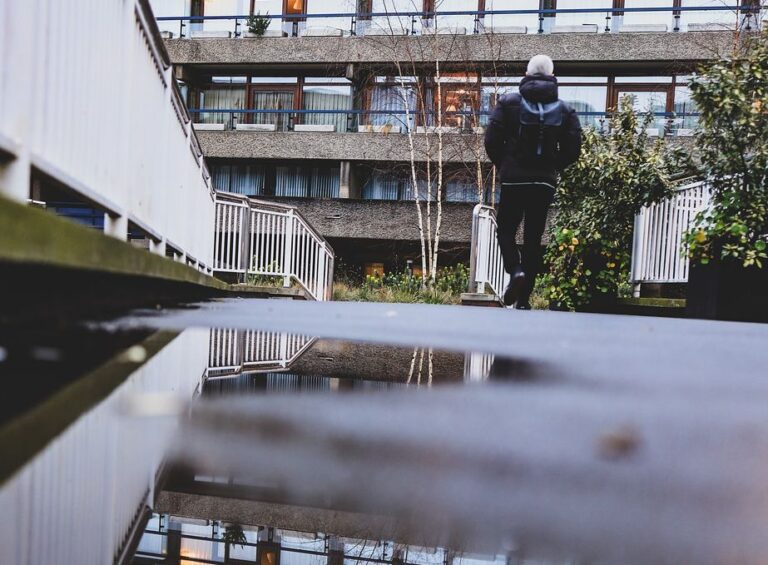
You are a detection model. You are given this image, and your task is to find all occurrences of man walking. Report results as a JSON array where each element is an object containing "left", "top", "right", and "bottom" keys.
[{"left": 484, "top": 54, "right": 582, "bottom": 309}]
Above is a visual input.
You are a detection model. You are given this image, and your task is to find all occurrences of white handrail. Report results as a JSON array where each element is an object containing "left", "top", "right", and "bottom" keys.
[
  {"left": 207, "top": 328, "right": 316, "bottom": 378},
  {"left": 213, "top": 193, "right": 335, "bottom": 300},
  {"left": 468, "top": 204, "right": 510, "bottom": 304},
  {"left": 630, "top": 181, "right": 711, "bottom": 286},
  {"left": 0, "top": 0, "right": 215, "bottom": 270}
]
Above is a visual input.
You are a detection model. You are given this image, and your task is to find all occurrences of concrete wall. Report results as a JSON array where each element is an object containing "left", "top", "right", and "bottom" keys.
[
  {"left": 165, "top": 31, "right": 735, "bottom": 67},
  {"left": 256, "top": 196, "right": 557, "bottom": 244},
  {"left": 198, "top": 130, "right": 694, "bottom": 164}
]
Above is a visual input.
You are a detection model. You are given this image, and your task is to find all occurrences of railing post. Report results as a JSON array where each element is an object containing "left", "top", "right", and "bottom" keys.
[
  {"left": 234, "top": 18, "right": 241, "bottom": 38},
  {"left": 468, "top": 204, "right": 485, "bottom": 293},
  {"left": 318, "top": 241, "right": 327, "bottom": 301},
  {"left": 282, "top": 209, "right": 295, "bottom": 288},
  {"left": 630, "top": 209, "right": 645, "bottom": 294}
]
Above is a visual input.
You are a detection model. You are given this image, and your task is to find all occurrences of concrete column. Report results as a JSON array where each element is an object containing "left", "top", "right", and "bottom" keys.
[
  {"left": 339, "top": 161, "right": 361, "bottom": 199},
  {"left": 150, "top": 238, "right": 167, "bottom": 256},
  {"left": 0, "top": 149, "right": 31, "bottom": 203},
  {"left": 104, "top": 213, "right": 128, "bottom": 240}
]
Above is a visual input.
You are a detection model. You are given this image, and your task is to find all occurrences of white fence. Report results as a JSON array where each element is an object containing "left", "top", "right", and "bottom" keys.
[
  {"left": 468, "top": 204, "right": 509, "bottom": 304},
  {"left": 214, "top": 193, "right": 335, "bottom": 301},
  {"left": 0, "top": 0, "right": 215, "bottom": 270},
  {"left": 207, "top": 328, "right": 316, "bottom": 378},
  {"left": 0, "top": 330, "right": 210, "bottom": 565},
  {"left": 631, "top": 181, "right": 711, "bottom": 286}
]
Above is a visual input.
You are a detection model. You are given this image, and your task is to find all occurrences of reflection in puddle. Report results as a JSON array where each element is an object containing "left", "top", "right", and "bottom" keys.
[
  {"left": 9, "top": 321, "right": 752, "bottom": 565},
  {"left": 134, "top": 513, "right": 514, "bottom": 565}
]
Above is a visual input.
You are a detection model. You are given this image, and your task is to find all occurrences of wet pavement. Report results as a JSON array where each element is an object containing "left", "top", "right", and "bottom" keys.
[{"left": 2, "top": 298, "right": 768, "bottom": 564}]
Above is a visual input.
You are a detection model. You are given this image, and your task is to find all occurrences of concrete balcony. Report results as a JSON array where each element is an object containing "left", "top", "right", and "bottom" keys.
[
  {"left": 197, "top": 130, "right": 694, "bottom": 164},
  {"left": 165, "top": 31, "right": 734, "bottom": 69}
]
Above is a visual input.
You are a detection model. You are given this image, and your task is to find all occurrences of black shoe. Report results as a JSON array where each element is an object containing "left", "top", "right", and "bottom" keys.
[
  {"left": 503, "top": 269, "right": 526, "bottom": 306},
  {"left": 515, "top": 300, "right": 532, "bottom": 310}
]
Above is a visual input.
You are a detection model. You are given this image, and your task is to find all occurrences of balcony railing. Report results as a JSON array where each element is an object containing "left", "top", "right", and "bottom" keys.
[
  {"left": 190, "top": 108, "right": 701, "bottom": 137},
  {"left": 157, "top": 5, "right": 762, "bottom": 38}
]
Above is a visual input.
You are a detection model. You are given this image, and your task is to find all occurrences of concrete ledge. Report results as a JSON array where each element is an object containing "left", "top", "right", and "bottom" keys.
[
  {"left": 230, "top": 283, "right": 310, "bottom": 300},
  {"left": 460, "top": 292, "right": 503, "bottom": 307},
  {"left": 198, "top": 130, "right": 695, "bottom": 164},
  {"left": 164, "top": 31, "right": 736, "bottom": 66},
  {"left": 483, "top": 25, "right": 528, "bottom": 34},
  {"left": 0, "top": 194, "right": 228, "bottom": 291}
]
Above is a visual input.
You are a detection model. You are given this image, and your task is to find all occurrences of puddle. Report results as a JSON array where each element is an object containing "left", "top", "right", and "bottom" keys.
[{"left": 3, "top": 299, "right": 768, "bottom": 565}]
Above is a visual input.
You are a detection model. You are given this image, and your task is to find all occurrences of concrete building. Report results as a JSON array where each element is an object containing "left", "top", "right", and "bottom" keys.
[{"left": 151, "top": 0, "right": 764, "bottom": 277}]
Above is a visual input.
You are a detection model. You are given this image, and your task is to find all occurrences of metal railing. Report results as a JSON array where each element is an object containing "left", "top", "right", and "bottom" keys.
[
  {"left": 213, "top": 192, "right": 335, "bottom": 300},
  {"left": 207, "top": 328, "right": 316, "bottom": 378},
  {"left": 468, "top": 204, "right": 509, "bottom": 304},
  {"left": 191, "top": 108, "right": 702, "bottom": 136},
  {"left": 630, "top": 180, "right": 711, "bottom": 287},
  {"left": 156, "top": 4, "right": 763, "bottom": 38}
]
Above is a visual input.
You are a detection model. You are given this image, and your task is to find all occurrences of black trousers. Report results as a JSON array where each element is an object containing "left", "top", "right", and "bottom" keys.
[{"left": 496, "top": 183, "right": 555, "bottom": 297}]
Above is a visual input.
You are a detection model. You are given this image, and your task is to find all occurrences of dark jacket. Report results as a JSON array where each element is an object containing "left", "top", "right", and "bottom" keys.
[{"left": 484, "top": 74, "right": 582, "bottom": 185}]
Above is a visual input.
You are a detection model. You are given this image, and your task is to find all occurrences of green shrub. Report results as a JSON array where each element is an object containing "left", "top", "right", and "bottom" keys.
[
  {"left": 543, "top": 98, "right": 689, "bottom": 310},
  {"left": 684, "top": 30, "right": 768, "bottom": 269}
]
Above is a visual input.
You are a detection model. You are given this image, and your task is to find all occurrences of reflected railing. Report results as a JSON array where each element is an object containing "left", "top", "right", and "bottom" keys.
[
  {"left": 207, "top": 328, "right": 316, "bottom": 378},
  {"left": 157, "top": 5, "right": 763, "bottom": 38}
]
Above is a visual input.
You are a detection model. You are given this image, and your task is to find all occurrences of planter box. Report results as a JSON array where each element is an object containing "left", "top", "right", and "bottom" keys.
[
  {"left": 160, "top": 30, "right": 174, "bottom": 39},
  {"left": 243, "top": 30, "right": 286, "bottom": 38},
  {"left": 415, "top": 126, "right": 461, "bottom": 134},
  {"left": 619, "top": 24, "right": 668, "bottom": 33},
  {"left": 189, "top": 30, "right": 232, "bottom": 38},
  {"left": 552, "top": 24, "right": 600, "bottom": 33},
  {"left": 294, "top": 124, "right": 336, "bottom": 132},
  {"left": 423, "top": 26, "right": 468, "bottom": 35},
  {"left": 299, "top": 27, "right": 344, "bottom": 37},
  {"left": 357, "top": 124, "right": 403, "bottom": 134},
  {"left": 483, "top": 26, "right": 528, "bottom": 34},
  {"left": 193, "top": 123, "right": 225, "bottom": 131},
  {"left": 236, "top": 123, "right": 277, "bottom": 131},
  {"left": 687, "top": 23, "right": 736, "bottom": 32},
  {"left": 687, "top": 259, "right": 768, "bottom": 322},
  {"left": 676, "top": 128, "right": 695, "bottom": 137}
]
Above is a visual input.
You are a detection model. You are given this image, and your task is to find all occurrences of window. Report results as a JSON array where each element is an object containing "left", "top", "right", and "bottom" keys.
[
  {"left": 283, "top": 0, "right": 306, "bottom": 17},
  {"left": 620, "top": 0, "right": 674, "bottom": 29},
  {"left": 559, "top": 83, "right": 608, "bottom": 129},
  {"left": 673, "top": 82, "right": 699, "bottom": 132},
  {"left": 275, "top": 164, "right": 340, "bottom": 198},
  {"left": 249, "top": 87, "right": 295, "bottom": 131},
  {"left": 482, "top": 0, "right": 540, "bottom": 33},
  {"left": 211, "top": 163, "right": 267, "bottom": 195},
  {"left": 366, "top": 77, "right": 420, "bottom": 131},
  {"left": 199, "top": 81, "right": 246, "bottom": 126},
  {"left": 302, "top": 78, "right": 353, "bottom": 132},
  {"left": 554, "top": 0, "right": 612, "bottom": 29},
  {"left": 681, "top": 0, "right": 742, "bottom": 31}
]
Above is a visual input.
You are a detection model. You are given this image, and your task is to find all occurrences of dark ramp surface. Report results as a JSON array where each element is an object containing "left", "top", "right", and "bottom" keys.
[{"left": 119, "top": 300, "right": 768, "bottom": 564}]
